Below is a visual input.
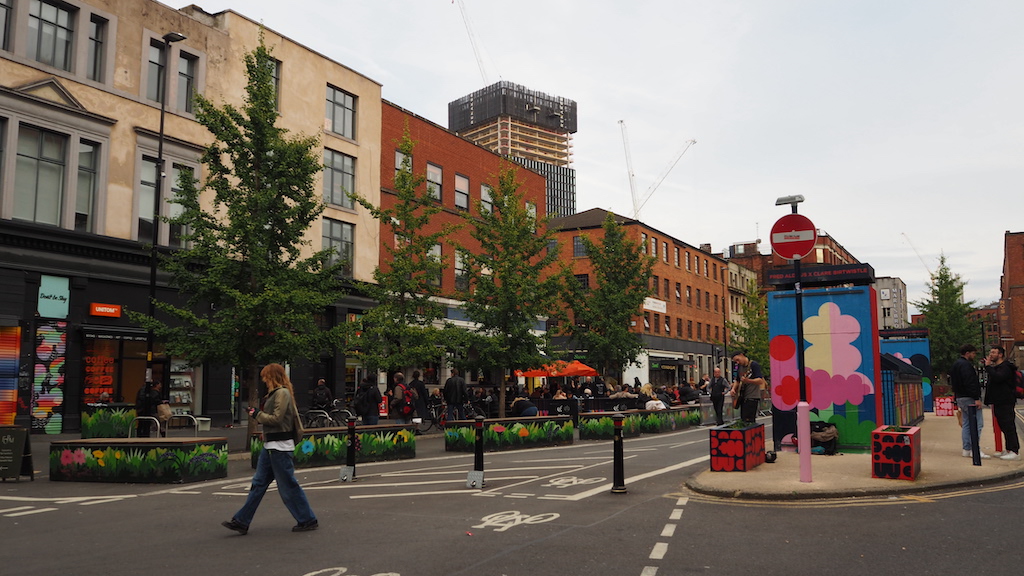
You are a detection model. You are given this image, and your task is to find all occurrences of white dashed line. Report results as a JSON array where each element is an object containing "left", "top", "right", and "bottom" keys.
[
  {"left": 669, "top": 508, "right": 682, "bottom": 520},
  {"left": 661, "top": 524, "right": 676, "bottom": 537},
  {"left": 641, "top": 567, "right": 658, "bottom": 576},
  {"left": 650, "top": 542, "right": 669, "bottom": 560}
]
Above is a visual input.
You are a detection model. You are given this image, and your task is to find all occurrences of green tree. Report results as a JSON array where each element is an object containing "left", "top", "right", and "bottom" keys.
[
  {"left": 912, "top": 254, "right": 978, "bottom": 381},
  {"left": 348, "top": 128, "right": 462, "bottom": 373},
  {"left": 457, "top": 164, "right": 567, "bottom": 414},
  {"left": 726, "top": 282, "right": 769, "bottom": 379},
  {"left": 561, "top": 211, "right": 653, "bottom": 378},
  {"left": 132, "top": 39, "right": 348, "bottom": 439}
]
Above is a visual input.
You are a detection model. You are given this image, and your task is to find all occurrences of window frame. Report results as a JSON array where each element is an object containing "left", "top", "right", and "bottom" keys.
[
  {"left": 426, "top": 163, "right": 442, "bottom": 202},
  {"left": 479, "top": 183, "right": 493, "bottom": 214},
  {"left": 323, "top": 217, "right": 354, "bottom": 278},
  {"left": 27, "top": 0, "right": 75, "bottom": 72},
  {"left": 455, "top": 174, "right": 469, "bottom": 211},
  {"left": 326, "top": 84, "right": 356, "bottom": 140},
  {"left": 323, "top": 148, "right": 356, "bottom": 209}
]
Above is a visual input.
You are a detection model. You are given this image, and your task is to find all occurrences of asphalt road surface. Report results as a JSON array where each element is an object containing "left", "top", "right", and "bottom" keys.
[{"left": 3, "top": 424, "right": 1022, "bottom": 576}]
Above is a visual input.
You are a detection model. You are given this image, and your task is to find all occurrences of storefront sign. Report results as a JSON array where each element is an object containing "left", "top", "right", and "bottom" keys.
[
  {"left": 37, "top": 275, "right": 70, "bottom": 319},
  {"left": 89, "top": 303, "right": 122, "bottom": 318}
]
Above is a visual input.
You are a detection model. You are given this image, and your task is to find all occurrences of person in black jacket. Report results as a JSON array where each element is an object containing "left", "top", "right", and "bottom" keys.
[
  {"left": 409, "top": 370, "right": 429, "bottom": 423},
  {"left": 709, "top": 367, "right": 730, "bottom": 425},
  {"left": 355, "top": 376, "right": 382, "bottom": 425},
  {"left": 984, "top": 345, "right": 1020, "bottom": 460},
  {"left": 444, "top": 368, "right": 468, "bottom": 421},
  {"left": 950, "top": 344, "right": 989, "bottom": 459},
  {"left": 135, "top": 381, "right": 163, "bottom": 437}
]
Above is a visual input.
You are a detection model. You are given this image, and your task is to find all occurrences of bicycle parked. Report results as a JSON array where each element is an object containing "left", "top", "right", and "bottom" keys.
[{"left": 304, "top": 399, "right": 352, "bottom": 428}]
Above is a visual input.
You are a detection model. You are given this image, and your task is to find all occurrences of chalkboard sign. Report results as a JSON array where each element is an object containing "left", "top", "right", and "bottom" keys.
[{"left": 0, "top": 426, "right": 34, "bottom": 481}]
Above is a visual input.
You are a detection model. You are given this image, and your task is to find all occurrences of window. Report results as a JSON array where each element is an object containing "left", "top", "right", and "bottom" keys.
[
  {"left": 426, "top": 163, "right": 442, "bottom": 201},
  {"left": 455, "top": 252, "right": 469, "bottom": 291},
  {"left": 547, "top": 239, "right": 558, "bottom": 256},
  {"left": 75, "top": 141, "right": 98, "bottom": 232},
  {"left": 28, "top": 0, "right": 74, "bottom": 71},
  {"left": 268, "top": 58, "right": 281, "bottom": 110},
  {"left": 526, "top": 202, "right": 537, "bottom": 233},
  {"left": 665, "top": 316, "right": 671, "bottom": 335},
  {"left": 137, "top": 156, "right": 159, "bottom": 243},
  {"left": 177, "top": 52, "right": 197, "bottom": 113},
  {"left": 651, "top": 237, "right": 657, "bottom": 257},
  {"left": 705, "top": 291, "right": 710, "bottom": 309},
  {"left": 714, "top": 294, "right": 719, "bottom": 312},
  {"left": 167, "top": 163, "right": 192, "bottom": 248},
  {"left": 14, "top": 125, "right": 66, "bottom": 226},
  {"left": 323, "top": 149, "right": 355, "bottom": 209},
  {"left": 685, "top": 251, "right": 691, "bottom": 271},
  {"left": 644, "top": 313, "right": 651, "bottom": 332},
  {"left": 697, "top": 323, "right": 703, "bottom": 341},
  {"left": 480, "top": 184, "right": 493, "bottom": 214},
  {"left": 676, "top": 318, "right": 682, "bottom": 336},
  {"left": 675, "top": 283, "right": 681, "bottom": 303},
  {"left": 696, "top": 288, "right": 702, "bottom": 308},
  {"left": 455, "top": 174, "right": 469, "bottom": 211},
  {"left": 641, "top": 233, "right": 647, "bottom": 254},
  {"left": 686, "top": 286, "right": 691, "bottom": 305},
  {"left": 1, "top": 0, "right": 11, "bottom": 51},
  {"left": 86, "top": 15, "right": 107, "bottom": 82},
  {"left": 427, "top": 244, "right": 442, "bottom": 287},
  {"left": 664, "top": 278, "right": 669, "bottom": 298},
  {"left": 574, "top": 274, "right": 590, "bottom": 290},
  {"left": 395, "top": 150, "right": 410, "bottom": 179},
  {"left": 572, "top": 236, "right": 587, "bottom": 258},
  {"left": 652, "top": 275, "right": 659, "bottom": 296},
  {"left": 326, "top": 85, "right": 356, "bottom": 139},
  {"left": 146, "top": 40, "right": 166, "bottom": 102},
  {"left": 687, "top": 321, "right": 693, "bottom": 338},
  {"left": 654, "top": 314, "right": 660, "bottom": 334},
  {"left": 713, "top": 263, "right": 718, "bottom": 280},
  {"left": 674, "top": 247, "right": 680, "bottom": 267},
  {"left": 704, "top": 259, "right": 709, "bottom": 277},
  {"left": 663, "top": 242, "right": 668, "bottom": 262},
  {"left": 323, "top": 218, "right": 354, "bottom": 277},
  {"left": 715, "top": 326, "right": 720, "bottom": 341}
]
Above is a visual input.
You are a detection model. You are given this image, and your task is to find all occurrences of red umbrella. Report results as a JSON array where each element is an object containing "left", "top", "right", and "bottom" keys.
[{"left": 555, "top": 360, "right": 599, "bottom": 377}]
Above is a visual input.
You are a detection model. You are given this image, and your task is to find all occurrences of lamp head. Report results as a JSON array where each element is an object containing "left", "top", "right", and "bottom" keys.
[
  {"left": 162, "top": 32, "right": 187, "bottom": 44},
  {"left": 775, "top": 194, "right": 805, "bottom": 207}
]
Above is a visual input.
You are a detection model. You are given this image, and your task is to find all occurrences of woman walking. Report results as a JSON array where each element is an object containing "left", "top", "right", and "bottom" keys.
[{"left": 222, "top": 363, "right": 318, "bottom": 535}]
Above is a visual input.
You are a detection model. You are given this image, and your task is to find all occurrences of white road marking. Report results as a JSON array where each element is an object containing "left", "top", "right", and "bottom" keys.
[
  {"left": 661, "top": 524, "right": 676, "bottom": 537},
  {"left": 557, "top": 455, "right": 710, "bottom": 501},
  {"left": 676, "top": 497, "right": 688, "bottom": 506},
  {"left": 669, "top": 508, "right": 683, "bottom": 520},
  {"left": 0, "top": 506, "right": 34, "bottom": 514},
  {"left": 650, "top": 542, "right": 669, "bottom": 560},
  {"left": 351, "top": 489, "right": 473, "bottom": 499},
  {"left": 641, "top": 567, "right": 659, "bottom": 576},
  {"left": 6, "top": 507, "right": 58, "bottom": 517}
]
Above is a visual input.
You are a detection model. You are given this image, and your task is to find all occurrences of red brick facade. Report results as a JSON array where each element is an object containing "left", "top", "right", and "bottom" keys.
[{"left": 380, "top": 101, "right": 547, "bottom": 295}]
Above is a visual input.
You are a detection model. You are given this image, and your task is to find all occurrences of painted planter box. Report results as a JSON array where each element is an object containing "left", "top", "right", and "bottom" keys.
[
  {"left": 709, "top": 423, "right": 766, "bottom": 472},
  {"left": 934, "top": 396, "right": 955, "bottom": 417},
  {"left": 250, "top": 425, "right": 416, "bottom": 469},
  {"left": 50, "top": 438, "right": 228, "bottom": 483},
  {"left": 871, "top": 425, "right": 921, "bottom": 480},
  {"left": 578, "top": 408, "right": 701, "bottom": 440},
  {"left": 445, "top": 416, "right": 574, "bottom": 452}
]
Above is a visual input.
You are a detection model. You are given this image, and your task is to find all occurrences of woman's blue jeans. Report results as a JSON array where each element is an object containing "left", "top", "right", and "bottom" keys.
[{"left": 232, "top": 448, "right": 316, "bottom": 527}]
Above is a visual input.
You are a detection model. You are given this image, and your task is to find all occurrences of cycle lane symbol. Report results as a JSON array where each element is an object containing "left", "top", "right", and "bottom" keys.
[
  {"left": 541, "top": 476, "right": 605, "bottom": 489},
  {"left": 473, "top": 510, "right": 560, "bottom": 532}
]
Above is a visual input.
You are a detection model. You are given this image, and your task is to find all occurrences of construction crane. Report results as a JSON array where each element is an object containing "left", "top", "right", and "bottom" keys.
[
  {"left": 455, "top": 0, "right": 490, "bottom": 84},
  {"left": 618, "top": 120, "right": 696, "bottom": 220},
  {"left": 901, "top": 232, "right": 934, "bottom": 278}
]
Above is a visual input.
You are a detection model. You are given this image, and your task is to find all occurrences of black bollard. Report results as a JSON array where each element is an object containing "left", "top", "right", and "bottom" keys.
[
  {"left": 339, "top": 416, "right": 358, "bottom": 482},
  {"left": 967, "top": 404, "right": 981, "bottom": 466},
  {"left": 467, "top": 415, "right": 486, "bottom": 488},
  {"left": 612, "top": 413, "right": 627, "bottom": 494}
]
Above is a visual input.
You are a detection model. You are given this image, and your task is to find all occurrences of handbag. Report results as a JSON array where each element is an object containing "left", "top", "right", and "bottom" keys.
[
  {"left": 156, "top": 402, "right": 172, "bottom": 422},
  {"left": 291, "top": 399, "right": 305, "bottom": 443}
]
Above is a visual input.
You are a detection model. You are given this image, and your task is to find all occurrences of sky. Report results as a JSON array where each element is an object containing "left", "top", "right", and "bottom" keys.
[{"left": 187, "top": 0, "right": 1024, "bottom": 314}]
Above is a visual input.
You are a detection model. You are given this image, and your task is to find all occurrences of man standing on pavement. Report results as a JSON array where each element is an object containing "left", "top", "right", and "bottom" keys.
[
  {"left": 444, "top": 368, "right": 468, "bottom": 422},
  {"left": 984, "top": 345, "right": 1020, "bottom": 461},
  {"left": 731, "top": 351, "right": 765, "bottom": 424},
  {"left": 951, "top": 344, "right": 989, "bottom": 459},
  {"left": 709, "top": 367, "right": 730, "bottom": 425}
]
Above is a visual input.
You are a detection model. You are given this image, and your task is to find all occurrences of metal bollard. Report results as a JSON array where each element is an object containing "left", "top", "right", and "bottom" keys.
[
  {"left": 968, "top": 404, "right": 982, "bottom": 466},
  {"left": 467, "top": 415, "right": 486, "bottom": 488},
  {"left": 339, "top": 416, "right": 358, "bottom": 482},
  {"left": 611, "top": 413, "right": 627, "bottom": 494}
]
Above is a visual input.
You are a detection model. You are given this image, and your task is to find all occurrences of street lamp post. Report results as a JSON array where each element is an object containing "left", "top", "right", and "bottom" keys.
[{"left": 146, "top": 32, "right": 187, "bottom": 386}]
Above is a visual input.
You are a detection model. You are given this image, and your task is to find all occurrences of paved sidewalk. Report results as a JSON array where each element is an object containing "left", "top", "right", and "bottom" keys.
[{"left": 686, "top": 411, "right": 1024, "bottom": 499}]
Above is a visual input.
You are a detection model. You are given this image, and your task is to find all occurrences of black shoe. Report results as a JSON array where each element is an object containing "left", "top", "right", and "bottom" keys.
[
  {"left": 222, "top": 519, "right": 248, "bottom": 535},
  {"left": 292, "top": 519, "right": 319, "bottom": 532}
]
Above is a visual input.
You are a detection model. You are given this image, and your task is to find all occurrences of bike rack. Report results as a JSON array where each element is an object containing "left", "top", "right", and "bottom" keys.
[
  {"left": 167, "top": 414, "right": 199, "bottom": 437},
  {"left": 128, "top": 416, "right": 162, "bottom": 438}
]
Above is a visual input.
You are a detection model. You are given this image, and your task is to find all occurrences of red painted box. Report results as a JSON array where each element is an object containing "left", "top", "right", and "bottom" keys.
[
  {"left": 871, "top": 425, "right": 921, "bottom": 480},
  {"left": 710, "top": 423, "right": 766, "bottom": 472},
  {"left": 934, "top": 396, "right": 955, "bottom": 417}
]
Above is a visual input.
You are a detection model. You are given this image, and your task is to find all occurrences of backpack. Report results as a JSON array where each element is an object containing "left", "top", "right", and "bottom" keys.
[
  {"left": 352, "top": 387, "right": 370, "bottom": 415},
  {"left": 391, "top": 384, "right": 414, "bottom": 416},
  {"left": 1014, "top": 370, "right": 1024, "bottom": 400},
  {"left": 311, "top": 386, "right": 331, "bottom": 409}
]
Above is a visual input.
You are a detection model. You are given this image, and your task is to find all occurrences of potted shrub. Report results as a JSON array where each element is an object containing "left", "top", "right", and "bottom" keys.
[{"left": 871, "top": 425, "right": 921, "bottom": 480}]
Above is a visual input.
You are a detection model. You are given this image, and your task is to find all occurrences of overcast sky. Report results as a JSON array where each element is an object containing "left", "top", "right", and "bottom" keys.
[{"left": 188, "top": 0, "right": 1024, "bottom": 314}]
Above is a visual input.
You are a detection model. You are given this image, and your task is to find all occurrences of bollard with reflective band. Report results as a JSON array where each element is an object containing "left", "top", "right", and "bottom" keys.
[
  {"left": 339, "top": 416, "right": 357, "bottom": 482},
  {"left": 611, "top": 413, "right": 627, "bottom": 494},
  {"left": 467, "top": 415, "right": 486, "bottom": 488}
]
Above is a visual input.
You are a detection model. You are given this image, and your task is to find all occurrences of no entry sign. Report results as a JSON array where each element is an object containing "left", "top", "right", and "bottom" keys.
[{"left": 770, "top": 213, "right": 817, "bottom": 260}]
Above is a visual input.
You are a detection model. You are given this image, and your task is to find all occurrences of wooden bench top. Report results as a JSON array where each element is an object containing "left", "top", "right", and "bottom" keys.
[{"left": 51, "top": 437, "right": 228, "bottom": 446}]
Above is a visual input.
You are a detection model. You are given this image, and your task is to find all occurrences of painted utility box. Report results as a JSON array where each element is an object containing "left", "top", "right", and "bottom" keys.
[
  {"left": 880, "top": 338, "right": 934, "bottom": 412},
  {"left": 769, "top": 286, "right": 882, "bottom": 450}
]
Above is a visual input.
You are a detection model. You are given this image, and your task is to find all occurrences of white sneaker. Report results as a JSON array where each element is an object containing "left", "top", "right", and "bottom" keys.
[
  {"left": 962, "top": 449, "right": 991, "bottom": 459},
  {"left": 999, "top": 452, "right": 1021, "bottom": 461},
  {"left": 992, "top": 451, "right": 1005, "bottom": 457}
]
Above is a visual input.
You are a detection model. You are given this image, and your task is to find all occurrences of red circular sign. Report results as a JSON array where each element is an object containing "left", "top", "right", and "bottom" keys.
[{"left": 770, "top": 214, "right": 817, "bottom": 260}]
